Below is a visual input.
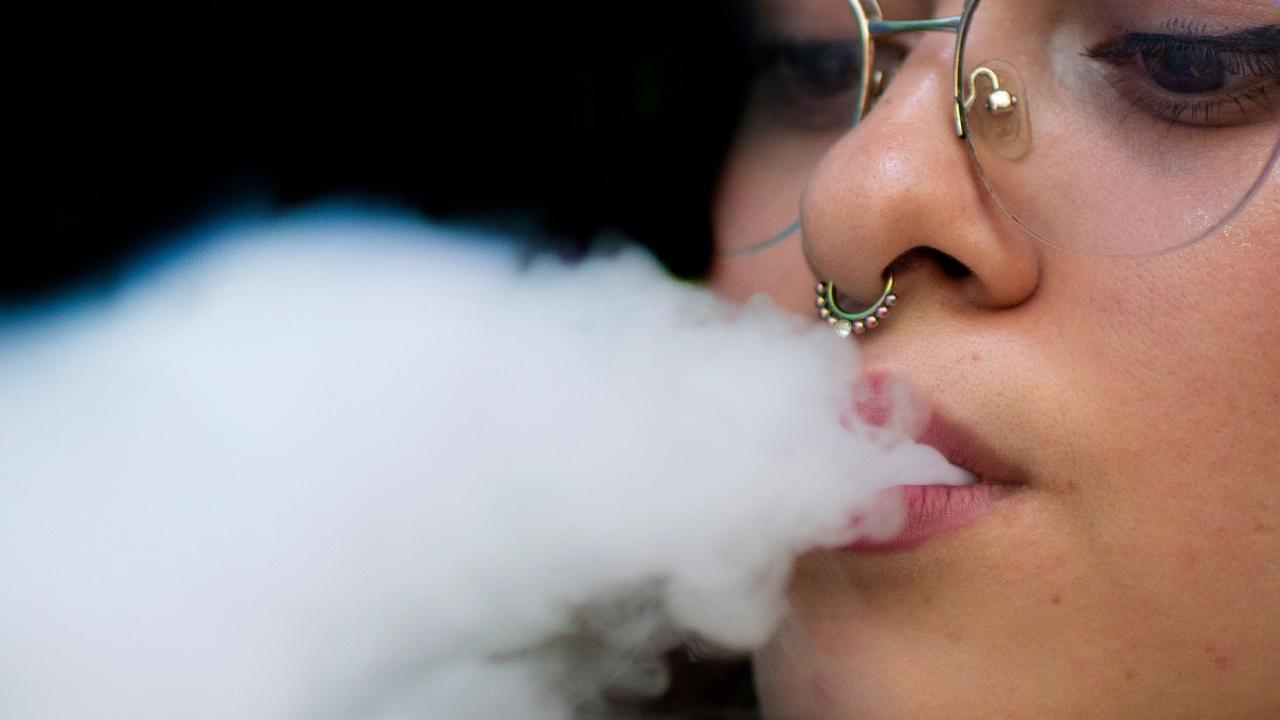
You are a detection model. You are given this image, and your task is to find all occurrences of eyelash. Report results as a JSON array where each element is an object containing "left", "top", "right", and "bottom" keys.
[
  {"left": 1085, "top": 29, "right": 1280, "bottom": 127},
  {"left": 1091, "top": 35, "right": 1279, "bottom": 76},
  {"left": 1105, "top": 77, "right": 1273, "bottom": 128}
]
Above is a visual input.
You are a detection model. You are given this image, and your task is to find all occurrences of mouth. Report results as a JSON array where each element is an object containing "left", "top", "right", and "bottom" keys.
[{"left": 843, "top": 380, "right": 1030, "bottom": 553}]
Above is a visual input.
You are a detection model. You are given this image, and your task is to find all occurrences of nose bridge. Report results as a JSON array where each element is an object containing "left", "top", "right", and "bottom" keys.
[{"left": 803, "top": 34, "right": 975, "bottom": 273}]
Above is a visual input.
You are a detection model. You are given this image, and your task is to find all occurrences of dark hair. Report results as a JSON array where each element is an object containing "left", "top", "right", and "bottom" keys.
[{"left": 13, "top": 0, "right": 755, "bottom": 301}]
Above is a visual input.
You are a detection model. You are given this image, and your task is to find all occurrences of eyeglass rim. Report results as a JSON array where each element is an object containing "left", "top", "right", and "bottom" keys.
[{"left": 952, "top": 0, "right": 1280, "bottom": 257}]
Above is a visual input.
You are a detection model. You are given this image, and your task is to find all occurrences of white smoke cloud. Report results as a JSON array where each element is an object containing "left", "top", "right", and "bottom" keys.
[{"left": 0, "top": 207, "right": 967, "bottom": 720}]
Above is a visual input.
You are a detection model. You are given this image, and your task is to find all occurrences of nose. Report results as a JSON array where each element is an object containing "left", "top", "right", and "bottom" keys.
[{"left": 800, "top": 33, "right": 1040, "bottom": 317}]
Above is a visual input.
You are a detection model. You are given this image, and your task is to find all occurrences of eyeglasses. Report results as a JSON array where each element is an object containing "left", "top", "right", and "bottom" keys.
[{"left": 721, "top": 0, "right": 1280, "bottom": 257}]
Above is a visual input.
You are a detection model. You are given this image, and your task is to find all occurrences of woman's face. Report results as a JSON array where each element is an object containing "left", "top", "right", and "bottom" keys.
[{"left": 709, "top": 0, "right": 1280, "bottom": 717}]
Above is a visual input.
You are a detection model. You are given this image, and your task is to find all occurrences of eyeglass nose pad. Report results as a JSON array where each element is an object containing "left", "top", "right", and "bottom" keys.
[
  {"left": 964, "top": 60, "right": 1031, "bottom": 161},
  {"left": 870, "top": 70, "right": 887, "bottom": 101}
]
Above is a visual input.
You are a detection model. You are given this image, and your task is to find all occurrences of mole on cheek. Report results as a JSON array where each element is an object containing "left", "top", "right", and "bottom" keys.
[{"left": 1203, "top": 641, "right": 1234, "bottom": 671}]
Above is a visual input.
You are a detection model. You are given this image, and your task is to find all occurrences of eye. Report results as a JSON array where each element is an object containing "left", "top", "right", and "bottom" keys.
[
  {"left": 776, "top": 41, "right": 862, "bottom": 99},
  {"left": 751, "top": 39, "right": 864, "bottom": 130},
  {"left": 1141, "top": 44, "right": 1229, "bottom": 94},
  {"left": 1085, "top": 25, "right": 1280, "bottom": 127},
  {"left": 1091, "top": 32, "right": 1279, "bottom": 97}
]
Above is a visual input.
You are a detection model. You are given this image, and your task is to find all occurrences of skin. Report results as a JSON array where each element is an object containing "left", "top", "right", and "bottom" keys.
[{"left": 708, "top": 0, "right": 1280, "bottom": 717}]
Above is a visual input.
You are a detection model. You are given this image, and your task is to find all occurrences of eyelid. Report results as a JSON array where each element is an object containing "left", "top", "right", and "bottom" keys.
[
  {"left": 1086, "top": 24, "right": 1280, "bottom": 62},
  {"left": 1085, "top": 28, "right": 1280, "bottom": 127}
]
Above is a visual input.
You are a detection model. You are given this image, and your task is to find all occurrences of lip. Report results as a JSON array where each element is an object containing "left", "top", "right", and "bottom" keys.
[{"left": 844, "top": 387, "right": 1029, "bottom": 553}]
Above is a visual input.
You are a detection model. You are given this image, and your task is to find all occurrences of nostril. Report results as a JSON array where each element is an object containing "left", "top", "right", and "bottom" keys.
[
  {"left": 886, "top": 247, "right": 972, "bottom": 281},
  {"left": 937, "top": 252, "right": 971, "bottom": 279}
]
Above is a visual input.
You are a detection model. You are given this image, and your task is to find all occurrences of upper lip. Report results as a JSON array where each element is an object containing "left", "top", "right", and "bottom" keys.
[
  {"left": 915, "top": 412, "right": 1028, "bottom": 487},
  {"left": 853, "top": 372, "right": 1028, "bottom": 487}
]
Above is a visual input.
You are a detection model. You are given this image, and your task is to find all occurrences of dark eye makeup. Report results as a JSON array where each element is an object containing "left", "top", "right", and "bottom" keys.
[{"left": 1085, "top": 24, "right": 1279, "bottom": 126}]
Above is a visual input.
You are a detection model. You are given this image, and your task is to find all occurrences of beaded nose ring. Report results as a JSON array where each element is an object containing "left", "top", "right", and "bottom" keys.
[{"left": 815, "top": 276, "right": 897, "bottom": 338}]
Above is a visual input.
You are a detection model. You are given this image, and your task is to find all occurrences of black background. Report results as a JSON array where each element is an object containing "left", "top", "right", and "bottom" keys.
[{"left": 14, "top": 0, "right": 757, "bottom": 301}]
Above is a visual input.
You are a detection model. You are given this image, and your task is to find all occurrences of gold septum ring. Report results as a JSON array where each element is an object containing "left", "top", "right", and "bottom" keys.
[{"left": 815, "top": 276, "right": 897, "bottom": 338}]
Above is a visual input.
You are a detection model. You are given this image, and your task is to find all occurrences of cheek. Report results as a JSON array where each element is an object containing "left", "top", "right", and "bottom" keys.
[
  {"left": 1035, "top": 197, "right": 1280, "bottom": 692},
  {"left": 708, "top": 144, "right": 823, "bottom": 316},
  {"left": 1038, "top": 180, "right": 1280, "bottom": 450},
  {"left": 753, "top": 607, "right": 892, "bottom": 720},
  {"left": 1064, "top": 203, "right": 1280, "bottom": 439},
  {"left": 706, "top": 247, "right": 817, "bottom": 315},
  {"left": 1057, "top": 196, "right": 1280, "bottom": 472}
]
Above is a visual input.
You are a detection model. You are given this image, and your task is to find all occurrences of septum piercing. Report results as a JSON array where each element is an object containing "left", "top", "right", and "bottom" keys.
[{"left": 815, "top": 276, "right": 897, "bottom": 338}]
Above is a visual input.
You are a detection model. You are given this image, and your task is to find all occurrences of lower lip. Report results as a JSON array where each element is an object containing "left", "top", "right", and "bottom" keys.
[{"left": 843, "top": 483, "right": 1020, "bottom": 553}]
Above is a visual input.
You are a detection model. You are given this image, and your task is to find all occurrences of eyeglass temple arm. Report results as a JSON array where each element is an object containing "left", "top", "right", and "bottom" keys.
[{"left": 868, "top": 16, "right": 962, "bottom": 36}]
